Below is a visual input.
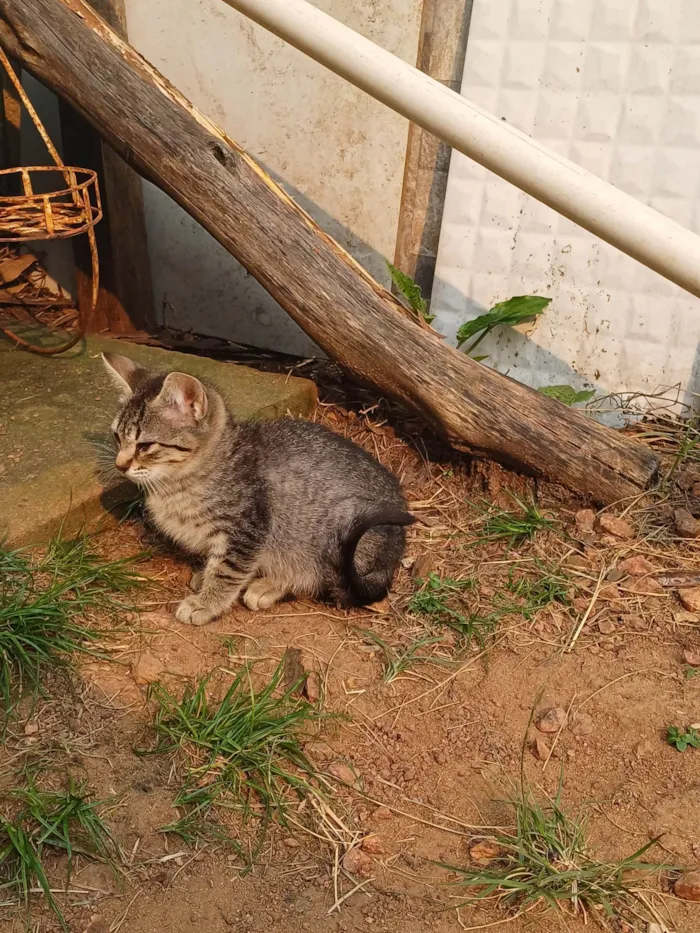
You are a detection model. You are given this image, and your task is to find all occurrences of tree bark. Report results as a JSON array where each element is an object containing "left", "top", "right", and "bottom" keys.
[{"left": 0, "top": 0, "right": 659, "bottom": 503}]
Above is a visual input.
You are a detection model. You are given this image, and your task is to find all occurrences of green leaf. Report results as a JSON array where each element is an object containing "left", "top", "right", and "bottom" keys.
[
  {"left": 538, "top": 385, "right": 596, "bottom": 406},
  {"left": 456, "top": 295, "right": 550, "bottom": 348},
  {"left": 386, "top": 262, "right": 433, "bottom": 322},
  {"left": 472, "top": 355, "right": 489, "bottom": 363}
]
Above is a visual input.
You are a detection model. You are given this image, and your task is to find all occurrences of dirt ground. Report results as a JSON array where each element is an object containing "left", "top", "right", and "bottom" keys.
[{"left": 3, "top": 374, "right": 700, "bottom": 933}]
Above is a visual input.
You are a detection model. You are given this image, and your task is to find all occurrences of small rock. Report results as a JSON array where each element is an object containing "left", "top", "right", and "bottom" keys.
[
  {"left": 366, "top": 597, "right": 390, "bottom": 613},
  {"left": 599, "top": 584, "right": 621, "bottom": 600},
  {"left": 574, "top": 509, "right": 596, "bottom": 534},
  {"left": 675, "top": 870, "right": 700, "bottom": 901},
  {"left": 620, "top": 614, "right": 646, "bottom": 632},
  {"left": 564, "top": 554, "right": 589, "bottom": 571},
  {"left": 75, "top": 863, "right": 118, "bottom": 894},
  {"left": 646, "top": 923, "right": 664, "bottom": 933},
  {"left": 131, "top": 651, "right": 163, "bottom": 686},
  {"left": 412, "top": 553, "right": 434, "bottom": 579},
  {"left": 657, "top": 504, "right": 675, "bottom": 524},
  {"left": 328, "top": 762, "right": 358, "bottom": 786},
  {"left": 675, "top": 609, "right": 700, "bottom": 623},
  {"left": 23, "top": 721, "right": 39, "bottom": 736},
  {"left": 679, "top": 588, "right": 700, "bottom": 613},
  {"left": 676, "top": 471, "right": 700, "bottom": 492},
  {"left": 283, "top": 837, "right": 300, "bottom": 848},
  {"left": 595, "top": 514, "right": 634, "bottom": 539},
  {"left": 374, "top": 806, "right": 392, "bottom": 821},
  {"left": 675, "top": 508, "right": 700, "bottom": 539},
  {"left": 361, "top": 835, "right": 385, "bottom": 856},
  {"left": 536, "top": 707, "right": 567, "bottom": 734},
  {"left": 305, "top": 740, "right": 334, "bottom": 759},
  {"left": 597, "top": 618, "right": 616, "bottom": 635},
  {"left": 635, "top": 740, "right": 654, "bottom": 760},
  {"left": 605, "top": 568, "right": 624, "bottom": 582},
  {"left": 684, "top": 648, "right": 700, "bottom": 667},
  {"left": 571, "top": 712, "right": 594, "bottom": 736},
  {"left": 618, "top": 555, "right": 655, "bottom": 576},
  {"left": 692, "top": 482, "right": 700, "bottom": 498},
  {"left": 342, "top": 846, "right": 373, "bottom": 877},
  {"left": 83, "top": 918, "right": 109, "bottom": 933},
  {"left": 628, "top": 577, "right": 665, "bottom": 595},
  {"left": 532, "top": 736, "right": 550, "bottom": 761},
  {"left": 469, "top": 840, "right": 502, "bottom": 862}
]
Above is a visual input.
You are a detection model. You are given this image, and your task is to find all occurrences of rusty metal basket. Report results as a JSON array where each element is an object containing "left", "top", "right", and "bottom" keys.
[
  {"left": 0, "top": 47, "right": 102, "bottom": 355},
  {"left": 0, "top": 165, "right": 102, "bottom": 242}
]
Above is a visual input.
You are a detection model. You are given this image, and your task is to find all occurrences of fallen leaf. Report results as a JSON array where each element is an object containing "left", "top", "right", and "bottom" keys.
[
  {"left": 469, "top": 840, "right": 502, "bottom": 862},
  {"left": 0, "top": 253, "right": 37, "bottom": 285}
]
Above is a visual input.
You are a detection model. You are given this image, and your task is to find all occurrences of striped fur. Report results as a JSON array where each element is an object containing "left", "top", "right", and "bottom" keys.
[{"left": 102, "top": 353, "right": 413, "bottom": 625}]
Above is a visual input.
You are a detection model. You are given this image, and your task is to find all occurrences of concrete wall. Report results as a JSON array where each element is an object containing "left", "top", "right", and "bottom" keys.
[
  {"left": 432, "top": 0, "right": 700, "bottom": 411},
  {"left": 123, "top": 0, "right": 423, "bottom": 356}
]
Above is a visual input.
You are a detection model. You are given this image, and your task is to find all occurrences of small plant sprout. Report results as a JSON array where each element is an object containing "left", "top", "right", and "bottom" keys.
[
  {"left": 442, "top": 777, "right": 670, "bottom": 928},
  {"left": 501, "top": 565, "right": 570, "bottom": 618},
  {"left": 666, "top": 725, "right": 700, "bottom": 752},
  {"left": 359, "top": 628, "right": 444, "bottom": 683},
  {"left": 136, "top": 662, "right": 334, "bottom": 865},
  {"left": 685, "top": 666, "right": 700, "bottom": 680},
  {"left": 386, "top": 262, "right": 434, "bottom": 324},
  {"left": 456, "top": 295, "right": 551, "bottom": 357},
  {"left": 538, "top": 385, "right": 596, "bottom": 406},
  {"left": 386, "top": 268, "right": 552, "bottom": 358},
  {"left": 408, "top": 573, "right": 499, "bottom": 650},
  {"left": 470, "top": 495, "right": 557, "bottom": 548}
]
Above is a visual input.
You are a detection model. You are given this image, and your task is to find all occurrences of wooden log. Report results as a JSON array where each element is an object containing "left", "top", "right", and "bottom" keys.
[{"left": 0, "top": 0, "right": 660, "bottom": 503}]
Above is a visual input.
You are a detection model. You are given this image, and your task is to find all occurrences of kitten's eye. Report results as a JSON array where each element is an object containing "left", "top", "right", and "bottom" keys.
[
  {"left": 113, "top": 431, "right": 120, "bottom": 445},
  {"left": 136, "top": 441, "right": 156, "bottom": 453}
]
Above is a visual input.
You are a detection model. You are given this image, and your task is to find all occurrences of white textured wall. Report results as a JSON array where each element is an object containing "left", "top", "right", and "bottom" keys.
[
  {"left": 124, "top": 0, "right": 422, "bottom": 356},
  {"left": 432, "top": 0, "right": 700, "bottom": 406}
]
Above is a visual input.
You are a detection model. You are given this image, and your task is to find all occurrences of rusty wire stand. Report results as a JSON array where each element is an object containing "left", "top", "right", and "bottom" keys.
[{"left": 0, "top": 47, "right": 102, "bottom": 355}]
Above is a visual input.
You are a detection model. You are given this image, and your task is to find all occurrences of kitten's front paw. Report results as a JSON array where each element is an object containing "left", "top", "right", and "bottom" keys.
[{"left": 175, "top": 595, "right": 218, "bottom": 626}]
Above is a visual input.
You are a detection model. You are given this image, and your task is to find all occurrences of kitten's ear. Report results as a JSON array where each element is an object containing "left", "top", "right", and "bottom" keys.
[
  {"left": 101, "top": 352, "right": 148, "bottom": 399},
  {"left": 156, "top": 372, "right": 209, "bottom": 423}
]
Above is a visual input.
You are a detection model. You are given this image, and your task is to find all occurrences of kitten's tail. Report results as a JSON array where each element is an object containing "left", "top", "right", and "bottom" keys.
[{"left": 340, "top": 505, "right": 416, "bottom": 606}]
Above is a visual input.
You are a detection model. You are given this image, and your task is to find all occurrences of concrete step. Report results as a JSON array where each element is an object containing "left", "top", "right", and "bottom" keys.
[{"left": 0, "top": 332, "right": 317, "bottom": 545}]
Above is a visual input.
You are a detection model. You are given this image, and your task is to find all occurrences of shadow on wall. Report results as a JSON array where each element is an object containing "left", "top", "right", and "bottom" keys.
[
  {"left": 147, "top": 160, "right": 391, "bottom": 359},
  {"left": 433, "top": 274, "right": 700, "bottom": 423},
  {"left": 431, "top": 276, "right": 625, "bottom": 426}
]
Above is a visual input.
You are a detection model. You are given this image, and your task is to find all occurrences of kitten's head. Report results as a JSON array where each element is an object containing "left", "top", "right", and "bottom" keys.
[{"left": 102, "top": 352, "right": 221, "bottom": 488}]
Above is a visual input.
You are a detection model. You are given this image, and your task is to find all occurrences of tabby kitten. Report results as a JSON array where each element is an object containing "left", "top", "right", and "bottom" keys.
[{"left": 103, "top": 353, "right": 414, "bottom": 625}]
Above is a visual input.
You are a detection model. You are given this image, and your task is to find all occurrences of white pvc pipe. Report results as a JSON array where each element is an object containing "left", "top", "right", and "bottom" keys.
[{"left": 221, "top": 0, "right": 700, "bottom": 299}]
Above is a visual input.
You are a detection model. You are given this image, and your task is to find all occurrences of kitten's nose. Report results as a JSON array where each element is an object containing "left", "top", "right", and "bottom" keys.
[{"left": 115, "top": 452, "right": 132, "bottom": 473}]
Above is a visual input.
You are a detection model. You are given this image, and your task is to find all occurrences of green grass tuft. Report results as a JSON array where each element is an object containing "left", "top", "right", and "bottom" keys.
[
  {"left": 409, "top": 572, "right": 499, "bottom": 650},
  {"left": 499, "top": 565, "right": 571, "bottom": 619},
  {"left": 442, "top": 780, "right": 669, "bottom": 928},
  {"left": 470, "top": 495, "right": 557, "bottom": 548},
  {"left": 0, "top": 533, "right": 144, "bottom": 708},
  {"left": 136, "top": 662, "right": 334, "bottom": 866},
  {"left": 359, "top": 628, "right": 445, "bottom": 683},
  {"left": 0, "top": 778, "right": 119, "bottom": 931}
]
